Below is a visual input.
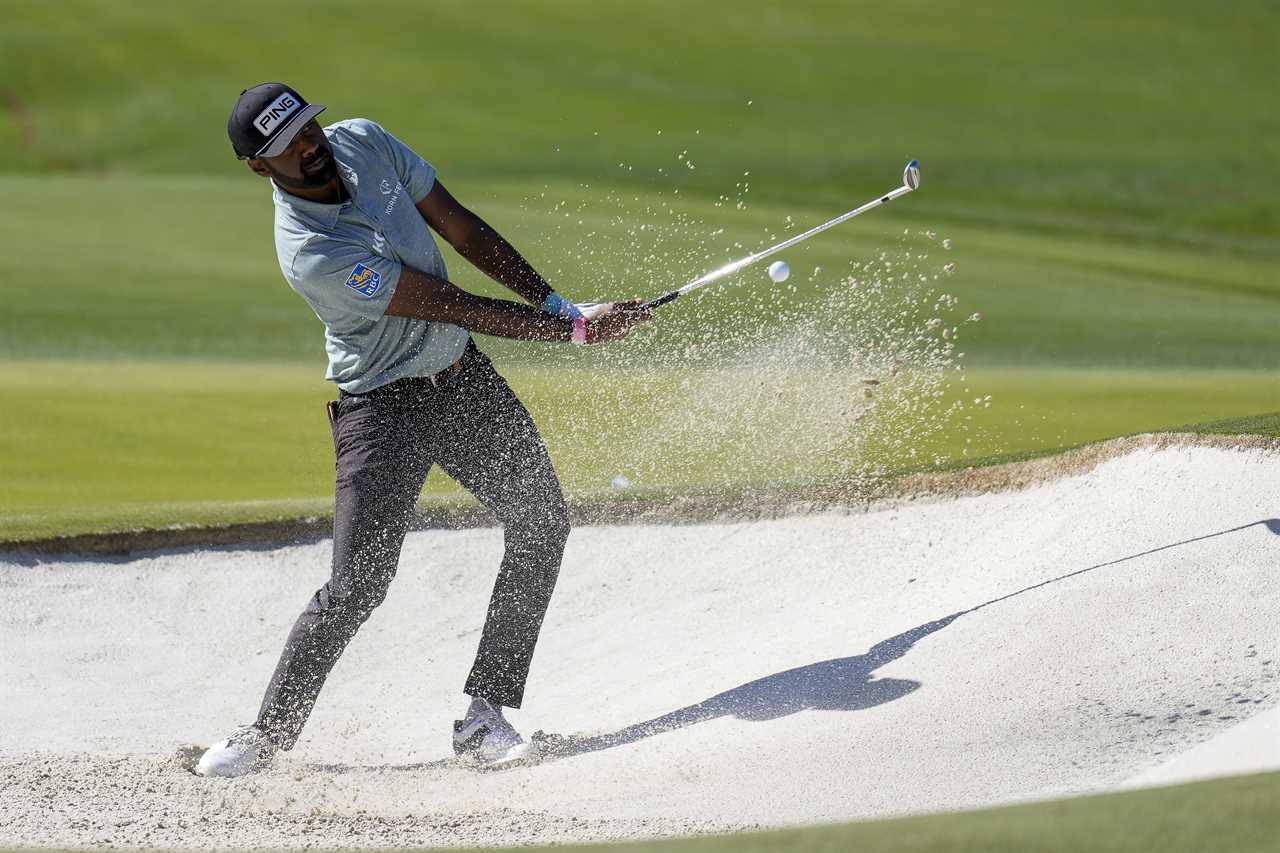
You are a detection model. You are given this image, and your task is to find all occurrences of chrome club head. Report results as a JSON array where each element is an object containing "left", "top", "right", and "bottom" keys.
[{"left": 903, "top": 159, "right": 921, "bottom": 190}]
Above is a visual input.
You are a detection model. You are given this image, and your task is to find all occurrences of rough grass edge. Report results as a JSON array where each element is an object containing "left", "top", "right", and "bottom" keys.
[{"left": 6, "top": 427, "right": 1279, "bottom": 559}]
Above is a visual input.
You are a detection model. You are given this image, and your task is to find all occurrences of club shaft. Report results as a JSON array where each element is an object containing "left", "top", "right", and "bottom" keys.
[{"left": 644, "top": 182, "right": 914, "bottom": 311}]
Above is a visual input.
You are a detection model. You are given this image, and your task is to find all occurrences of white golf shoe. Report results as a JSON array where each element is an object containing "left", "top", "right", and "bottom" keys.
[
  {"left": 195, "top": 725, "right": 278, "bottom": 777},
  {"left": 452, "top": 697, "right": 532, "bottom": 764}
]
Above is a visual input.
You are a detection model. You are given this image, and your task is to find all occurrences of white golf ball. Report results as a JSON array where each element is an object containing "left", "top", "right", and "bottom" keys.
[
  {"left": 611, "top": 474, "right": 633, "bottom": 490},
  {"left": 768, "top": 260, "right": 790, "bottom": 283}
]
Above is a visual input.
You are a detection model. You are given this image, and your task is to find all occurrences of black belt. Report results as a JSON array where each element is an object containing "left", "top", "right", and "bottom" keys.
[
  {"left": 426, "top": 355, "right": 465, "bottom": 387},
  {"left": 339, "top": 351, "right": 468, "bottom": 400}
]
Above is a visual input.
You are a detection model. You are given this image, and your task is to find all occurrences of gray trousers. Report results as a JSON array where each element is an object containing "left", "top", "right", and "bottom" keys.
[{"left": 256, "top": 342, "right": 570, "bottom": 748}]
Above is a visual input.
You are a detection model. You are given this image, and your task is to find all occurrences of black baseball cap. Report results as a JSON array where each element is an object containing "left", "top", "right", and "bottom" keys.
[{"left": 228, "top": 83, "right": 326, "bottom": 159}]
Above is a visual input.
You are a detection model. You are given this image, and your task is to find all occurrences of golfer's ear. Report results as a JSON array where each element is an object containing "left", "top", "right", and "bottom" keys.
[{"left": 246, "top": 158, "right": 271, "bottom": 179}]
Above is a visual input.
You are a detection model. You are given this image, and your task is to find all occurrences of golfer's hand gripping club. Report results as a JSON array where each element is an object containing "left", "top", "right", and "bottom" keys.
[
  {"left": 590, "top": 299, "right": 653, "bottom": 344},
  {"left": 574, "top": 299, "right": 652, "bottom": 344},
  {"left": 643, "top": 160, "right": 922, "bottom": 311}
]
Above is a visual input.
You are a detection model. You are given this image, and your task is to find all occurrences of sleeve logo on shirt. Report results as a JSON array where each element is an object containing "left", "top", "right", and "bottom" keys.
[{"left": 344, "top": 263, "right": 383, "bottom": 297}]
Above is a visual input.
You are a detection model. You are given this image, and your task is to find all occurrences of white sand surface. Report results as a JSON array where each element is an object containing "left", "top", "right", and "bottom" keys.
[
  {"left": 2, "top": 445, "right": 1278, "bottom": 849},
  {"left": 1124, "top": 703, "right": 1280, "bottom": 787}
]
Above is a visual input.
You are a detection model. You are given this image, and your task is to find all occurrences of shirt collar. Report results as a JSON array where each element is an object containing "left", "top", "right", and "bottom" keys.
[{"left": 271, "top": 159, "right": 357, "bottom": 229}]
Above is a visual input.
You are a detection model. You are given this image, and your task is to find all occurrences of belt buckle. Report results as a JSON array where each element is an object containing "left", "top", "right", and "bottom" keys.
[{"left": 428, "top": 358, "right": 462, "bottom": 389}]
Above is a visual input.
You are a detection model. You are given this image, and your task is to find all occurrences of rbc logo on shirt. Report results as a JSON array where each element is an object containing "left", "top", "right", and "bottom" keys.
[{"left": 344, "top": 263, "right": 382, "bottom": 297}]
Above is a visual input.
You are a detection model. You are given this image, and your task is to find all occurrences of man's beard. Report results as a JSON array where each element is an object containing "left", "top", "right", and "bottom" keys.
[{"left": 271, "top": 149, "right": 338, "bottom": 190}]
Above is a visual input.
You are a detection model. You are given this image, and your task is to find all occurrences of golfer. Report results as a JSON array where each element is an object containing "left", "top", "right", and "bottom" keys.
[{"left": 197, "top": 83, "right": 649, "bottom": 776}]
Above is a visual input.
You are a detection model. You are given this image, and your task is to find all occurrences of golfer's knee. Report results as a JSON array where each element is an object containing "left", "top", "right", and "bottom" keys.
[
  {"left": 328, "top": 588, "right": 388, "bottom": 633},
  {"left": 542, "top": 496, "right": 572, "bottom": 546},
  {"left": 311, "top": 566, "right": 395, "bottom": 625}
]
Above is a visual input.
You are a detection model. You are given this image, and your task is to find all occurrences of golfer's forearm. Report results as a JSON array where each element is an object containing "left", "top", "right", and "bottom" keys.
[
  {"left": 454, "top": 221, "right": 551, "bottom": 307},
  {"left": 385, "top": 269, "right": 570, "bottom": 342},
  {"left": 417, "top": 181, "right": 552, "bottom": 306},
  {"left": 452, "top": 298, "right": 571, "bottom": 341}
]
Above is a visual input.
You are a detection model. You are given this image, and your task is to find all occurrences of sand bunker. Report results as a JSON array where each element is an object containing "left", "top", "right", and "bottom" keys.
[{"left": 2, "top": 444, "right": 1278, "bottom": 848}]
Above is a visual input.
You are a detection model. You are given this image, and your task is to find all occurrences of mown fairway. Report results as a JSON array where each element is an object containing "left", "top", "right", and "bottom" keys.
[
  {"left": 1, "top": 1, "right": 1277, "bottom": 540},
  {"left": 6, "top": 359, "right": 1280, "bottom": 542}
]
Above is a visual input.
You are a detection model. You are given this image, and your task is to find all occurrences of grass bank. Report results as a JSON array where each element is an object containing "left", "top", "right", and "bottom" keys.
[
  {"left": 537, "top": 771, "right": 1280, "bottom": 853},
  {"left": 5, "top": 361, "right": 1279, "bottom": 543}
]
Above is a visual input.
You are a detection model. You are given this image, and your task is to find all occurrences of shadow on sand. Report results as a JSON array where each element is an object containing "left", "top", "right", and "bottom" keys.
[{"left": 532, "top": 518, "right": 1280, "bottom": 762}]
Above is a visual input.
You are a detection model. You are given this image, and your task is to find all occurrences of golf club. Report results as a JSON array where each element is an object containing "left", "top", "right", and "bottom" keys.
[{"left": 642, "top": 160, "right": 922, "bottom": 311}]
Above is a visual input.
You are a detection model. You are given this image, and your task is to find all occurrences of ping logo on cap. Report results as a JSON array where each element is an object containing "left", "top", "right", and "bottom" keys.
[{"left": 255, "top": 92, "right": 301, "bottom": 137}]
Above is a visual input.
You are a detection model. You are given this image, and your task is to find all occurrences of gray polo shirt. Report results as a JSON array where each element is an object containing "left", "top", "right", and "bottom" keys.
[{"left": 272, "top": 118, "right": 469, "bottom": 393}]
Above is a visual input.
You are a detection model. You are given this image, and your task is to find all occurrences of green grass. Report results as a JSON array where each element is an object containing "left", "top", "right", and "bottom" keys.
[
  {"left": 1176, "top": 411, "right": 1280, "bottom": 437},
  {"left": 3, "top": 175, "right": 1279, "bottom": 369},
  {"left": 1, "top": 1, "right": 1277, "bottom": 543},
  {"left": 2, "top": 1, "right": 1277, "bottom": 256},
  {"left": 511, "top": 772, "right": 1280, "bottom": 853},
  {"left": 5, "top": 361, "right": 1279, "bottom": 543}
]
